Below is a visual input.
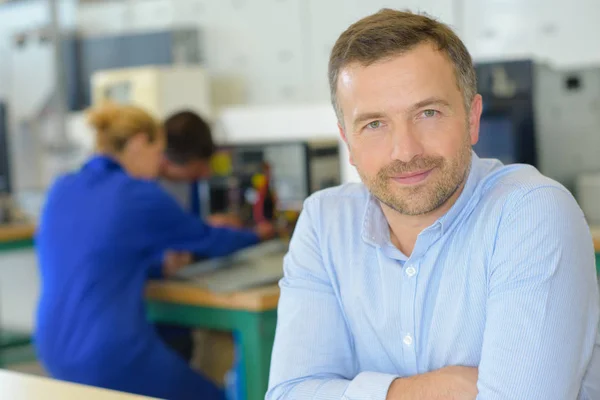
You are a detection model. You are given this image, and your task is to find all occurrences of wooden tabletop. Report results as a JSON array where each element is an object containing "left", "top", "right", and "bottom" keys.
[
  {"left": 0, "top": 223, "right": 36, "bottom": 243},
  {"left": 0, "top": 370, "right": 157, "bottom": 400},
  {"left": 146, "top": 226, "right": 600, "bottom": 313},
  {"left": 591, "top": 226, "right": 600, "bottom": 253},
  {"left": 146, "top": 280, "right": 280, "bottom": 312},
  {"left": 1, "top": 223, "right": 598, "bottom": 249}
]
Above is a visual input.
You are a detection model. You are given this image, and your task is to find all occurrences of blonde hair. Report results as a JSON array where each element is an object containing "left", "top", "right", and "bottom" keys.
[{"left": 87, "top": 102, "right": 161, "bottom": 153}]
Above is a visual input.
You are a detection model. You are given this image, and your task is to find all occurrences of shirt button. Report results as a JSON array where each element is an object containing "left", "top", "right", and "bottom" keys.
[
  {"left": 405, "top": 266, "right": 417, "bottom": 277},
  {"left": 403, "top": 334, "right": 413, "bottom": 346}
]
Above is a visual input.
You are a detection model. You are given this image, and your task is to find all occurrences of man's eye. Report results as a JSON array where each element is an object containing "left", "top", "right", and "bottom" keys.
[
  {"left": 367, "top": 121, "right": 381, "bottom": 129},
  {"left": 422, "top": 109, "right": 438, "bottom": 118}
]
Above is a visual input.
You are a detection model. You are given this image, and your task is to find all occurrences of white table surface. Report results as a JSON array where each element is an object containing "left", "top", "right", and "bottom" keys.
[{"left": 0, "top": 369, "right": 159, "bottom": 400}]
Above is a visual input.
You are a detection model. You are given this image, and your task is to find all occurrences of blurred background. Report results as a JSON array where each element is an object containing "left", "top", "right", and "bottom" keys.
[{"left": 0, "top": 0, "right": 599, "bottom": 392}]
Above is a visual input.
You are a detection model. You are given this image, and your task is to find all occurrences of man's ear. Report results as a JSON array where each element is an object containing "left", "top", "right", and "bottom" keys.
[
  {"left": 338, "top": 122, "right": 355, "bottom": 166},
  {"left": 469, "top": 94, "right": 483, "bottom": 146},
  {"left": 338, "top": 122, "right": 348, "bottom": 144}
]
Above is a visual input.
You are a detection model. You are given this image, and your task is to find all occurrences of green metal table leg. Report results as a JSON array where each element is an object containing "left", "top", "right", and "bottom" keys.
[
  {"left": 238, "top": 310, "right": 277, "bottom": 400},
  {"left": 0, "top": 239, "right": 35, "bottom": 252},
  {"left": 0, "top": 243, "right": 36, "bottom": 368},
  {"left": 0, "top": 343, "right": 37, "bottom": 368},
  {"left": 147, "top": 302, "right": 278, "bottom": 400}
]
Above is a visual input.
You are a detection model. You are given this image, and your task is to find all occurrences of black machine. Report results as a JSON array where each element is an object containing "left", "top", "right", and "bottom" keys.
[
  {"left": 205, "top": 140, "right": 341, "bottom": 227},
  {"left": 0, "top": 102, "right": 13, "bottom": 224},
  {"left": 473, "top": 59, "right": 600, "bottom": 192},
  {"left": 0, "top": 102, "right": 11, "bottom": 196},
  {"left": 474, "top": 60, "right": 539, "bottom": 167}
]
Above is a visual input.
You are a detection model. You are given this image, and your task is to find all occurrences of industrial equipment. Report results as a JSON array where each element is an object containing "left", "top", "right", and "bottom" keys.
[
  {"left": 91, "top": 65, "right": 212, "bottom": 120},
  {"left": 475, "top": 60, "right": 600, "bottom": 192},
  {"left": 205, "top": 139, "right": 341, "bottom": 230},
  {"left": 0, "top": 102, "right": 12, "bottom": 223}
]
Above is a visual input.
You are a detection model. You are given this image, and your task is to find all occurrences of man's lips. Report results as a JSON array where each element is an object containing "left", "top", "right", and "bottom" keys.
[{"left": 391, "top": 168, "right": 433, "bottom": 184}]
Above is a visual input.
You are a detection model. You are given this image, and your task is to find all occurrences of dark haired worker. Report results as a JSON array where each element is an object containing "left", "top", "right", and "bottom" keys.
[{"left": 155, "top": 110, "right": 247, "bottom": 364}]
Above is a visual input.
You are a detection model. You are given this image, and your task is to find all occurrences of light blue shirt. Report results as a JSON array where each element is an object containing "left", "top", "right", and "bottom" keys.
[{"left": 267, "top": 153, "right": 600, "bottom": 400}]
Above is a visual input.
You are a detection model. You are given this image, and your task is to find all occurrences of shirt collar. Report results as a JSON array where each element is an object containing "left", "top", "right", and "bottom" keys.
[
  {"left": 361, "top": 151, "right": 485, "bottom": 247},
  {"left": 437, "top": 152, "right": 484, "bottom": 234},
  {"left": 361, "top": 193, "right": 390, "bottom": 248},
  {"left": 83, "top": 154, "right": 124, "bottom": 172}
]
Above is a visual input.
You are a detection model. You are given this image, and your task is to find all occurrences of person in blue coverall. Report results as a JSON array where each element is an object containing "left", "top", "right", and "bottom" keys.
[{"left": 34, "top": 103, "right": 275, "bottom": 400}]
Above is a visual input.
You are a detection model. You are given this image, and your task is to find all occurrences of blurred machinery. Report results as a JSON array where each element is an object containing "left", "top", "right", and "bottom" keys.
[
  {"left": 0, "top": 102, "right": 13, "bottom": 224},
  {"left": 571, "top": 67, "right": 600, "bottom": 224},
  {"left": 214, "top": 103, "right": 356, "bottom": 179},
  {"left": 73, "top": 28, "right": 201, "bottom": 111},
  {"left": 91, "top": 65, "right": 212, "bottom": 120},
  {"left": 210, "top": 104, "right": 347, "bottom": 233},
  {"left": 474, "top": 60, "right": 542, "bottom": 167},
  {"left": 539, "top": 66, "right": 600, "bottom": 192},
  {"left": 205, "top": 140, "right": 341, "bottom": 235},
  {"left": 0, "top": 101, "right": 26, "bottom": 224},
  {"left": 576, "top": 172, "right": 600, "bottom": 225},
  {"left": 475, "top": 60, "right": 600, "bottom": 194},
  {"left": 7, "top": 26, "right": 202, "bottom": 192}
]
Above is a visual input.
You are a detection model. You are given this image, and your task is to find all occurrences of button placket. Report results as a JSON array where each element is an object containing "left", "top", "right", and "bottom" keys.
[{"left": 400, "top": 257, "right": 419, "bottom": 374}]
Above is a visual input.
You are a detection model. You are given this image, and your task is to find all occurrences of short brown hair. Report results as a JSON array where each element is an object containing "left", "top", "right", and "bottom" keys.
[
  {"left": 164, "top": 111, "right": 215, "bottom": 164},
  {"left": 328, "top": 9, "right": 476, "bottom": 120},
  {"left": 87, "top": 102, "right": 161, "bottom": 153}
]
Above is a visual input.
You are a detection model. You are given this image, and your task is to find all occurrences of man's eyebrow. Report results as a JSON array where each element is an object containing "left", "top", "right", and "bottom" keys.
[
  {"left": 351, "top": 98, "right": 452, "bottom": 129},
  {"left": 409, "top": 97, "right": 451, "bottom": 112},
  {"left": 352, "top": 112, "right": 386, "bottom": 130}
]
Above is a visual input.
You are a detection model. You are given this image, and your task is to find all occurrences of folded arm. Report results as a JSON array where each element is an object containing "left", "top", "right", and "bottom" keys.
[
  {"left": 476, "top": 187, "right": 600, "bottom": 399},
  {"left": 266, "top": 199, "right": 399, "bottom": 400},
  {"left": 267, "top": 198, "right": 482, "bottom": 400}
]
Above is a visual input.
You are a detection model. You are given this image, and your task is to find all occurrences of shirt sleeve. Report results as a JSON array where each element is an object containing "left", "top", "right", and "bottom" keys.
[
  {"left": 126, "top": 181, "right": 260, "bottom": 260},
  {"left": 266, "top": 198, "right": 398, "bottom": 400},
  {"left": 477, "top": 186, "right": 600, "bottom": 399}
]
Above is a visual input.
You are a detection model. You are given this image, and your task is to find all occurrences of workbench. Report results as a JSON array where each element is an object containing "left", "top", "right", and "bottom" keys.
[
  {"left": 592, "top": 227, "right": 600, "bottom": 255},
  {"left": 0, "top": 224, "right": 35, "bottom": 251},
  {"left": 0, "top": 369, "right": 158, "bottom": 400},
  {"left": 2, "top": 223, "right": 600, "bottom": 400},
  {"left": 0, "top": 223, "right": 37, "bottom": 367},
  {"left": 146, "top": 281, "right": 279, "bottom": 400}
]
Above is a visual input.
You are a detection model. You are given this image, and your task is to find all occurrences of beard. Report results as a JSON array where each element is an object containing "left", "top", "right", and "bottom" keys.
[{"left": 358, "top": 136, "right": 472, "bottom": 216}]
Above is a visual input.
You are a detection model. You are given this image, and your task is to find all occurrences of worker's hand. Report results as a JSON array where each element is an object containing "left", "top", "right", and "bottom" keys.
[
  {"left": 162, "top": 251, "right": 193, "bottom": 277},
  {"left": 207, "top": 213, "right": 243, "bottom": 228},
  {"left": 254, "top": 221, "right": 276, "bottom": 241}
]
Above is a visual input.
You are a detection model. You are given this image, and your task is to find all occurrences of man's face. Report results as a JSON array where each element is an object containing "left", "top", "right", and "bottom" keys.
[
  {"left": 337, "top": 43, "right": 482, "bottom": 216},
  {"left": 159, "top": 157, "right": 212, "bottom": 182}
]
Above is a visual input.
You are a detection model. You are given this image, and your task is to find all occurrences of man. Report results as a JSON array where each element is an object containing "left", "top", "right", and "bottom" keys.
[
  {"left": 156, "top": 110, "right": 271, "bottom": 366},
  {"left": 153, "top": 110, "right": 214, "bottom": 362},
  {"left": 159, "top": 110, "right": 214, "bottom": 215},
  {"left": 267, "top": 9, "right": 599, "bottom": 400},
  {"left": 160, "top": 110, "right": 243, "bottom": 226}
]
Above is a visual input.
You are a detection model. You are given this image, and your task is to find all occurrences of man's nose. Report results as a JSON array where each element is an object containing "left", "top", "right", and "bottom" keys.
[{"left": 390, "top": 123, "right": 424, "bottom": 163}]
